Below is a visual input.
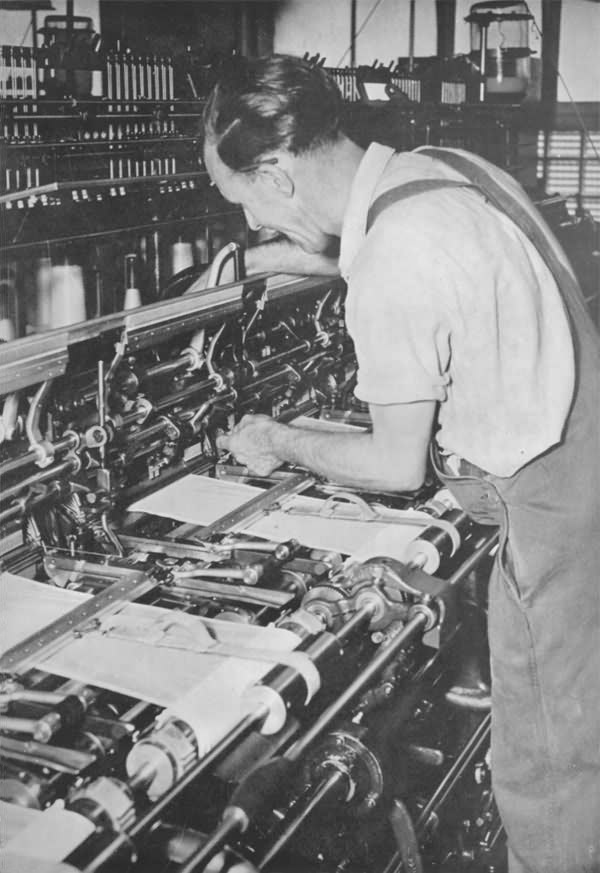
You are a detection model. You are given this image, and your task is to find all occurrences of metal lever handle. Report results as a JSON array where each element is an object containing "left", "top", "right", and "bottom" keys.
[{"left": 206, "top": 242, "right": 243, "bottom": 288}]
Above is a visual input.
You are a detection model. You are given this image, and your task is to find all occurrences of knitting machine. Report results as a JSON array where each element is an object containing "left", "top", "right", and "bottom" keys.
[{"left": 0, "top": 271, "right": 504, "bottom": 873}]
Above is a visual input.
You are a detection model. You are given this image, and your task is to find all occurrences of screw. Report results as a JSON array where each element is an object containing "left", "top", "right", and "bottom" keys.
[{"left": 364, "top": 793, "right": 378, "bottom": 809}]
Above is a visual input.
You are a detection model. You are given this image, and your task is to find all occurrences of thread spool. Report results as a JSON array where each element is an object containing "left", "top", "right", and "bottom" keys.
[
  {"left": 0, "top": 277, "right": 16, "bottom": 341},
  {"left": 0, "top": 272, "right": 18, "bottom": 340},
  {"left": 0, "top": 317, "right": 15, "bottom": 341},
  {"left": 47, "top": 264, "right": 87, "bottom": 328},
  {"left": 171, "top": 238, "right": 194, "bottom": 276},
  {"left": 35, "top": 257, "right": 53, "bottom": 331},
  {"left": 91, "top": 69, "right": 103, "bottom": 97},
  {"left": 194, "top": 233, "right": 210, "bottom": 267},
  {"left": 123, "top": 253, "right": 142, "bottom": 310},
  {"left": 124, "top": 286, "right": 142, "bottom": 309}
]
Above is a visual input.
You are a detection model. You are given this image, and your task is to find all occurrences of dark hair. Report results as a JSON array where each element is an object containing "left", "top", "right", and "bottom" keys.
[{"left": 203, "top": 54, "right": 343, "bottom": 171}]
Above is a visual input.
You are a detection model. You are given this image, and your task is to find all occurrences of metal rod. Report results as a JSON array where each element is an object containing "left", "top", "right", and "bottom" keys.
[
  {"left": 126, "top": 420, "right": 170, "bottom": 443},
  {"left": 0, "top": 502, "right": 28, "bottom": 525},
  {"left": 380, "top": 714, "right": 492, "bottom": 873},
  {"left": 334, "top": 603, "right": 375, "bottom": 642},
  {"left": 350, "top": 0, "right": 357, "bottom": 68},
  {"left": 0, "top": 716, "right": 40, "bottom": 736},
  {"left": 0, "top": 457, "right": 79, "bottom": 505},
  {"left": 0, "top": 433, "right": 77, "bottom": 480},
  {"left": 416, "top": 713, "right": 491, "bottom": 832},
  {"left": 253, "top": 342, "right": 310, "bottom": 374},
  {"left": 144, "top": 354, "right": 191, "bottom": 381},
  {"left": 479, "top": 24, "right": 488, "bottom": 102},
  {"left": 286, "top": 612, "right": 428, "bottom": 763},
  {"left": 258, "top": 771, "right": 344, "bottom": 869},
  {"left": 154, "top": 380, "right": 217, "bottom": 414},
  {"left": 97, "top": 360, "right": 106, "bottom": 468},
  {"left": 0, "top": 689, "right": 66, "bottom": 707},
  {"left": 177, "top": 810, "right": 247, "bottom": 873},
  {"left": 1, "top": 212, "right": 241, "bottom": 257},
  {"left": 242, "top": 366, "right": 296, "bottom": 394},
  {"left": 170, "top": 579, "right": 294, "bottom": 609},
  {"left": 446, "top": 529, "right": 499, "bottom": 587},
  {"left": 82, "top": 709, "right": 266, "bottom": 873},
  {"left": 173, "top": 566, "right": 258, "bottom": 583},
  {"left": 408, "top": 0, "right": 416, "bottom": 73},
  {"left": 0, "top": 450, "right": 37, "bottom": 478},
  {"left": 170, "top": 472, "right": 314, "bottom": 542}
]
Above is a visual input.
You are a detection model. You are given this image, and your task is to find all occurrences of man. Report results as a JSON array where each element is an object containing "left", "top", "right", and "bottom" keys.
[{"left": 202, "top": 55, "right": 600, "bottom": 873}]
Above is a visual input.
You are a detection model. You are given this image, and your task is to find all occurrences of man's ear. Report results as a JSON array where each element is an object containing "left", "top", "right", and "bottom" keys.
[{"left": 256, "top": 163, "right": 295, "bottom": 198}]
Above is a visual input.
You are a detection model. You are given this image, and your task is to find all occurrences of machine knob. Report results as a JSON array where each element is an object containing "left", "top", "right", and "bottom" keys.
[
  {"left": 126, "top": 717, "right": 198, "bottom": 800},
  {"left": 68, "top": 776, "right": 136, "bottom": 833}
]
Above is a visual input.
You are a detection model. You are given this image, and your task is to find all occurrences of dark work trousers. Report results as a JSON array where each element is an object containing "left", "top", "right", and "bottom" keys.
[
  {"left": 433, "top": 409, "right": 600, "bottom": 873},
  {"left": 367, "top": 151, "right": 600, "bottom": 872}
]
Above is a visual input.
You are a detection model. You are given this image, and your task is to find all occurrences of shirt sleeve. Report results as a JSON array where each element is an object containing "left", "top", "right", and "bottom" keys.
[{"left": 345, "top": 212, "right": 452, "bottom": 406}]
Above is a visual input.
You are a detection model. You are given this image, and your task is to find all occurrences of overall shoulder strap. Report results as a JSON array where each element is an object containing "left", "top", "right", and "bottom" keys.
[
  {"left": 366, "top": 178, "right": 475, "bottom": 234},
  {"left": 417, "top": 147, "right": 599, "bottom": 345}
]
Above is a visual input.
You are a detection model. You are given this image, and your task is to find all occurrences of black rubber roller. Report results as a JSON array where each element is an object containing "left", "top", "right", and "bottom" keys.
[
  {"left": 227, "top": 757, "right": 295, "bottom": 822},
  {"left": 55, "top": 694, "right": 86, "bottom": 731},
  {"left": 405, "top": 508, "right": 471, "bottom": 573}
]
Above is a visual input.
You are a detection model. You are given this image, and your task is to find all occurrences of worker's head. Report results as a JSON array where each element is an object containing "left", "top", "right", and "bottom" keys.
[{"left": 203, "top": 55, "right": 344, "bottom": 252}]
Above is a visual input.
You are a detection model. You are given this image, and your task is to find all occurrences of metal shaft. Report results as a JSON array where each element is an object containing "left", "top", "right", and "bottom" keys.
[
  {"left": 82, "top": 709, "right": 266, "bottom": 873},
  {"left": 258, "top": 770, "right": 344, "bottom": 869},
  {"left": 177, "top": 809, "right": 247, "bottom": 873},
  {"left": 0, "top": 432, "right": 77, "bottom": 480},
  {"left": 0, "top": 456, "right": 79, "bottom": 505},
  {"left": 446, "top": 529, "right": 499, "bottom": 587},
  {"left": 287, "top": 612, "right": 428, "bottom": 763}
]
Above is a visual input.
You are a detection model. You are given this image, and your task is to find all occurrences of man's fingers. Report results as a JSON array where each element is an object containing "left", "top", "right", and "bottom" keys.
[
  {"left": 202, "top": 851, "right": 256, "bottom": 873},
  {"left": 204, "top": 853, "right": 226, "bottom": 873},
  {"left": 216, "top": 433, "right": 230, "bottom": 451}
]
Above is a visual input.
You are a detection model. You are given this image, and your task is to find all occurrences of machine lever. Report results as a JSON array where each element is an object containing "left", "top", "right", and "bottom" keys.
[{"left": 389, "top": 798, "right": 423, "bottom": 873}]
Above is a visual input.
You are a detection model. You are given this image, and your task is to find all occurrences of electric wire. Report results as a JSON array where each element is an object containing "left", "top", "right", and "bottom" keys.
[
  {"left": 19, "top": 20, "right": 33, "bottom": 46},
  {"left": 336, "top": 0, "right": 389, "bottom": 67}
]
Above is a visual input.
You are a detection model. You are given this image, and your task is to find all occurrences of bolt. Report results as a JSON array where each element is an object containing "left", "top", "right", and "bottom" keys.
[{"left": 364, "top": 793, "right": 378, "bottom": 810}]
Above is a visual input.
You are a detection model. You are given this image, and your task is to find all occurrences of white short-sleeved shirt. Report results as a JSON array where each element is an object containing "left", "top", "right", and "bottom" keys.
[{"left": 339, "top": 144, "right": 575, "bottom": 478}]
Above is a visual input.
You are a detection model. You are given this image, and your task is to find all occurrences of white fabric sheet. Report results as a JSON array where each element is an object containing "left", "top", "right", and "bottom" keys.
[
  {"left": 129, "top": 474, "right": 425, "bottom": 558},
  {"left": 0, "top": 574, "right": 299, "bottom": 709},
  {"left": 1, "top": 803, "right": 95, "bottom": 862},
  {"left": 1, "top": 572, "right": 89, "bottom": 652}
]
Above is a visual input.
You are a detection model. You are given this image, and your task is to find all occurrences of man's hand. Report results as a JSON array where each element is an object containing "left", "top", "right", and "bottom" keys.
[
  {"left": 216, "top": 402, "right": 434, "bottom": 493},
  {"left": 205, "top": 852, "right": 257, "bottom": 873},
  {"left": 217, "top": 414, "right": 283, "bottom": 476}
]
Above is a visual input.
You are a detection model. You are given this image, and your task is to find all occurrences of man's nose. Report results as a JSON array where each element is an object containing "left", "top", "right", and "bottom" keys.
[{"left": 244, "top": 209, "right": 262, "bottom": 232}]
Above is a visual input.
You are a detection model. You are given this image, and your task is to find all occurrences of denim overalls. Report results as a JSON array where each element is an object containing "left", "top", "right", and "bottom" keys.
[{"left": 367, "top": 149, "right": 600, "bottom": 873}]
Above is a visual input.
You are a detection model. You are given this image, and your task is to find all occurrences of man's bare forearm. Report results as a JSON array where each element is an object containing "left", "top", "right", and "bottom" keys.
[
  {"left": 269, "top": 423, "right": 425, "bottom": 491},
  {"left": 221, "top": 405, "right": 433, "bottom": 491},
  {"left": 245, "top": 240, "right": 340, "bottom": 277}
]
